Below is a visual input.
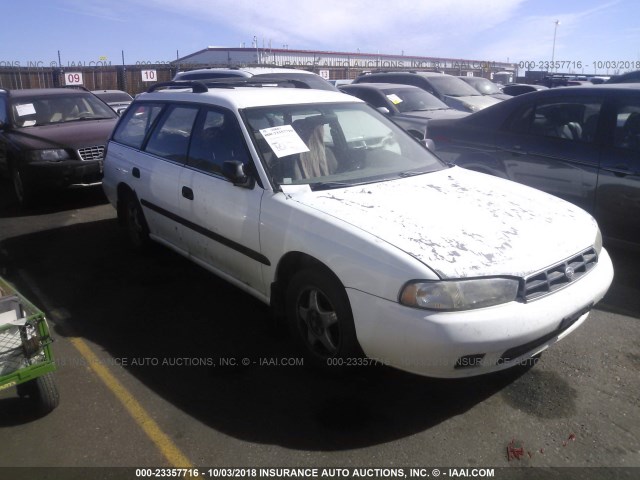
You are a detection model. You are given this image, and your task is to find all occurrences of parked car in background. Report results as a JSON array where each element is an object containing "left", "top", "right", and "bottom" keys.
[
  {"left": 426, "top": 84, "right": 640, "bottom": 248},
  {"left": 172, "top": 67, "right": 338, "bottom": 91},
  {"left": 501, "top": 84, "right": 549, "bottom": 96},
  {"left": 339, "top": 82, "right": 468, "bottom": 138},
  {"left": 353, "top": 71, "right": 501, "bottom": 112},
  {"left": 457, "top": 76, "right": 511, "bottom": 100},
  {"left": 0, "top": 87, "right": 118, "bottom": 206},
  {"left": 329, "top": 79, "right": 353, "bottom": 87},
  {"left": 606, "top": 70, "right": 640, "bottom": 84},
  {"left": 92, "top": 89, "right": 133, "bottom": 114},
  {"left": 102, "top": 81, "right": 612, "bottom": 378}
]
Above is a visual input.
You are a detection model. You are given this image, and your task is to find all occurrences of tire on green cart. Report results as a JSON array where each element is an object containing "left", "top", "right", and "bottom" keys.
[{"left": 16, "top": 372, "right": 60, "bottom": 414}]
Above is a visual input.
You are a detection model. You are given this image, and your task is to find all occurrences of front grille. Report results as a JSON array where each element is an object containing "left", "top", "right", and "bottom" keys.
[
  {"left": 519, "top": 247, "right": 598, "bottom": 302},
  {"left": 77, "top": 145, "right": 105, "bottom": 161}
]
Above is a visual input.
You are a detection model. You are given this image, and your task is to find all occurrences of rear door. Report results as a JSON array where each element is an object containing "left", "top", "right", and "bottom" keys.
[
  {"left": 133, "top": 103, "right": 199, "bottom": 251},
  {"left": 492, "top": 93, "right": 603, "bottom": 213},
  {"left": 595, "top": 92, "right": 640, "bottom": 244}
]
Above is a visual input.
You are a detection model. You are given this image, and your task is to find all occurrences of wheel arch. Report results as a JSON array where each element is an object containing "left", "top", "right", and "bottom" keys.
[
  {"left": 116, "top": 182, "right": 137, "bottom": 226},
  {"left": 270, "top": 251, "right": 346, "bottom": 318}
]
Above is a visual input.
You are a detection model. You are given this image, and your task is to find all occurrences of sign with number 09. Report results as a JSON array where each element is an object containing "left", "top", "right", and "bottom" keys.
[
  {"left": 65, "top": 72, "right": 83, "bottom": 85},
  {"left": 141, "top": 70, "right": 157, "bottom": 82}
]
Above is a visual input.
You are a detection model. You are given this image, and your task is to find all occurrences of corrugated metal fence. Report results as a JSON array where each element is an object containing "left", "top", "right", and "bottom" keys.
[{"left": 0, "top": 65, "right": 176, "bottom": 95}]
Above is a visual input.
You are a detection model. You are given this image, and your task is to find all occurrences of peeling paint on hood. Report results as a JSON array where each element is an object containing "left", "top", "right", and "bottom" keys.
[{"left": 288, "top": 167, "right": 597, "bottom": 279}]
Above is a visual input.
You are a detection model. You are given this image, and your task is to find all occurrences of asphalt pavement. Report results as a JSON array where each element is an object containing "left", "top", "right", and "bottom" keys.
[{"left": 0, "top": 180, "right": 638, "bottom": 479}]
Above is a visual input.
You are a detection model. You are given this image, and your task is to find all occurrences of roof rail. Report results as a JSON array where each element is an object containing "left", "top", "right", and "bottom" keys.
[
  {"left": 63, "top": 85, "right": 90, "bottom": 92},
  {"left": 146, "top": 77, "right": 316, "bottom": 93},
  {"left": 146, "top": 81, "right": 209, "bottom": 93}
]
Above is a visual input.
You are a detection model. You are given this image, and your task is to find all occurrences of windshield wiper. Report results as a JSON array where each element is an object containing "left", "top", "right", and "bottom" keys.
[
  {"left": 398, "top": 168, "right": 440, "bottom": 178},
  {"left": 66, "top": 116, "right": 113, "bottom": 122},
  {"left": 310, "top": 181, "right": 356, "bottom": 191}
]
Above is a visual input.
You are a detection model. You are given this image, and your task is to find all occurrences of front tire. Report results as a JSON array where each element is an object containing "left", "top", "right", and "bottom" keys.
[
  {"left": 11, "top": 166, "right": 35, "bottom": 207},
  {"left": 286, "top": 268, "right": 362, "bottom": 368}
]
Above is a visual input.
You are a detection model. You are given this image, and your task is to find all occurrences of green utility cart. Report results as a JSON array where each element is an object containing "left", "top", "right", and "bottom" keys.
[{"left": 0, "top": 276, "right": 59, "bottom": 414}]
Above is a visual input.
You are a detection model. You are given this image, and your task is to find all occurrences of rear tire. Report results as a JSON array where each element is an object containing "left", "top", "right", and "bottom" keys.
[{"left": 121, "top": 193, "right": 150, "bottom": 250}]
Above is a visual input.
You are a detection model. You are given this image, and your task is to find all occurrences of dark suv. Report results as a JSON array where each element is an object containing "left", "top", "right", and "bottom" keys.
[{"left": 0, "top": 88, "right": 118, "bottom": 206}]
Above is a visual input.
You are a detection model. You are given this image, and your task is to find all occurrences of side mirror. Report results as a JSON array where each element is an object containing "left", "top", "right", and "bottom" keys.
[
  {"left": 423, "top": 138, "right": 435, "bottom": 151},
  {"left": 222, "top": 160, "right": 254, "bottom": 188},
  {"left": 376, "top": 107, "right": 391, "bottom": 116},
  {"left": 115, "top": 107, "right": 128, "bottom": 116}
]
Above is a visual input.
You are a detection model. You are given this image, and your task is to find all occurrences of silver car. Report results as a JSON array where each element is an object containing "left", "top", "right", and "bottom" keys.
[{"left": 353, "top": 71, "right": 501, "bottom": 112}]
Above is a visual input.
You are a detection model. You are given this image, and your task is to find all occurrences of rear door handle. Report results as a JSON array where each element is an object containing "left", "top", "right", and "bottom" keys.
[
  {"left": 132, "top": 167, "right": 140, "bottom": 178},
  {"left": 182, "top": 186, "right": 194, "bottom": 200}
]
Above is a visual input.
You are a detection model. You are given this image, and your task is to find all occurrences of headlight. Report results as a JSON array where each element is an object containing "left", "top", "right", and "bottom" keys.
[
  {"left": 594, "top": 228, "right": 603, "bottom": 256},
  {"left": 400, "top": 278, "right": 519, "bottom": 311},
  {"left": 29, "top": 149, "right": 71, "bottom": 162}
]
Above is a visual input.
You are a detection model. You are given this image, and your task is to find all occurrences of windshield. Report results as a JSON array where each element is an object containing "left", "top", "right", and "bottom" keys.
[
  {"left": 10, "top": 93, "right": 117, "bottom": 127},
  {"left": 427, "top": 76, "right": 483, "bottom": 97},
  {"left": 382, "top": 87, "right": 449, "bottom": 112},
  {"left": 464, "top": 78, "right": 502, "bottom": 95},
  {"left": 243, "top": 102, "right": 445, "bottom": 190}
]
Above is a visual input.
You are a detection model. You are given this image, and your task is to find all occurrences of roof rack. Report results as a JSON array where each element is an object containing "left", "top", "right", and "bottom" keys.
[
  {"left": 147, "top": 81, "right": 209, "bottom": 93},
  {"left": 146, "top": 77, "right": 315, "bottom": 93}
]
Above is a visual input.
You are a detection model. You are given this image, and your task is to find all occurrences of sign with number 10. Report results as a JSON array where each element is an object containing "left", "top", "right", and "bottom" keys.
[{"left": 141, "top": 70, "right": 157, "bottom": 82}]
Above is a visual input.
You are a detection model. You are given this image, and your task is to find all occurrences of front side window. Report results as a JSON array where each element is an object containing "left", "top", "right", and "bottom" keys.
[
  {"left": 613, "top": 99, "right": 640, "bottom": 153},
  {"left": 244, "top": 102, "right": 444, "bottom": 190},
  {"left": 187, "top": 109, "right": 249, "bottom": 175},
  {"left": 145, "top": 105, "right": 199, "bottom": 163}
]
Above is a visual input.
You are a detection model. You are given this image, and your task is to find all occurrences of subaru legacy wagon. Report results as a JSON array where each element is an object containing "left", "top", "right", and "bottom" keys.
[{"left": 102, "top": 82, "right": 613, "bottom": 378}]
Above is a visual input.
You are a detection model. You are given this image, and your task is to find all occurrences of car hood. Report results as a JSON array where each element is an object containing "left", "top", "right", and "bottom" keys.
[
  {"left": 286, "top": 167, "right": 597, "bottom": 279},
  {"left": 443, "top": 95, "right": 501, "bottom": 111},
  {"left": 488, "top": 93, "right": 512, "bottom": 101},
  {"left": 397, "top": 109, "right": 470, "bottom": 121},
  {"left": 9, "top": 119, "right": 118, "bottom": 150}
]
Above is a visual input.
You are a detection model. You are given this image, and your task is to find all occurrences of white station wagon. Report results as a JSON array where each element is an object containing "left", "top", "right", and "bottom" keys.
[{"left": 102, "top": 81, "right": 614, "bottom": 378}]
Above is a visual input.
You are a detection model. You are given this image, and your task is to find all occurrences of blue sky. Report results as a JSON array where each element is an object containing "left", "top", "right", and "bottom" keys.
[{"left": 2, "top": 0, "right": 639, "bottom": 73}]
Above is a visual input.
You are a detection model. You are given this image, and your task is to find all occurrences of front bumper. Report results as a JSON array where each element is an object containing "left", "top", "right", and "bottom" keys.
[
  {"left": 24, "top": 160, "right": 103, "bottom": 189},
  {"left": 348, "top": 248, "right": 614, "bottom": 378}
]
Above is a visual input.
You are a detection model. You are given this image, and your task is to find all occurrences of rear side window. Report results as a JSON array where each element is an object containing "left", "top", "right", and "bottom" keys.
[
  {"left": 113, "top": 103, "right": 163, "bottom": 148},
  {"left": 507, "top": 96, "right": 602, "bottom": 143},
  {"left": 145, "top": 105, "right": 199, "bottom": 163},
  {"left": 613, "top": 99, "right": 640, "bottom": 152}
]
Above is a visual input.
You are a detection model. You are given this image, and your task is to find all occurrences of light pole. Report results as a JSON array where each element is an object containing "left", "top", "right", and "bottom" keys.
[{"left": 551, "top": 20, "right": 560, "bottom": 72}]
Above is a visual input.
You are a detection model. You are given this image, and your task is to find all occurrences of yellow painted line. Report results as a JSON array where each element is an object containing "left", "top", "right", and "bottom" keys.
[{"left": 69, "top": 337, "right": 192, "bottom": 467}]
